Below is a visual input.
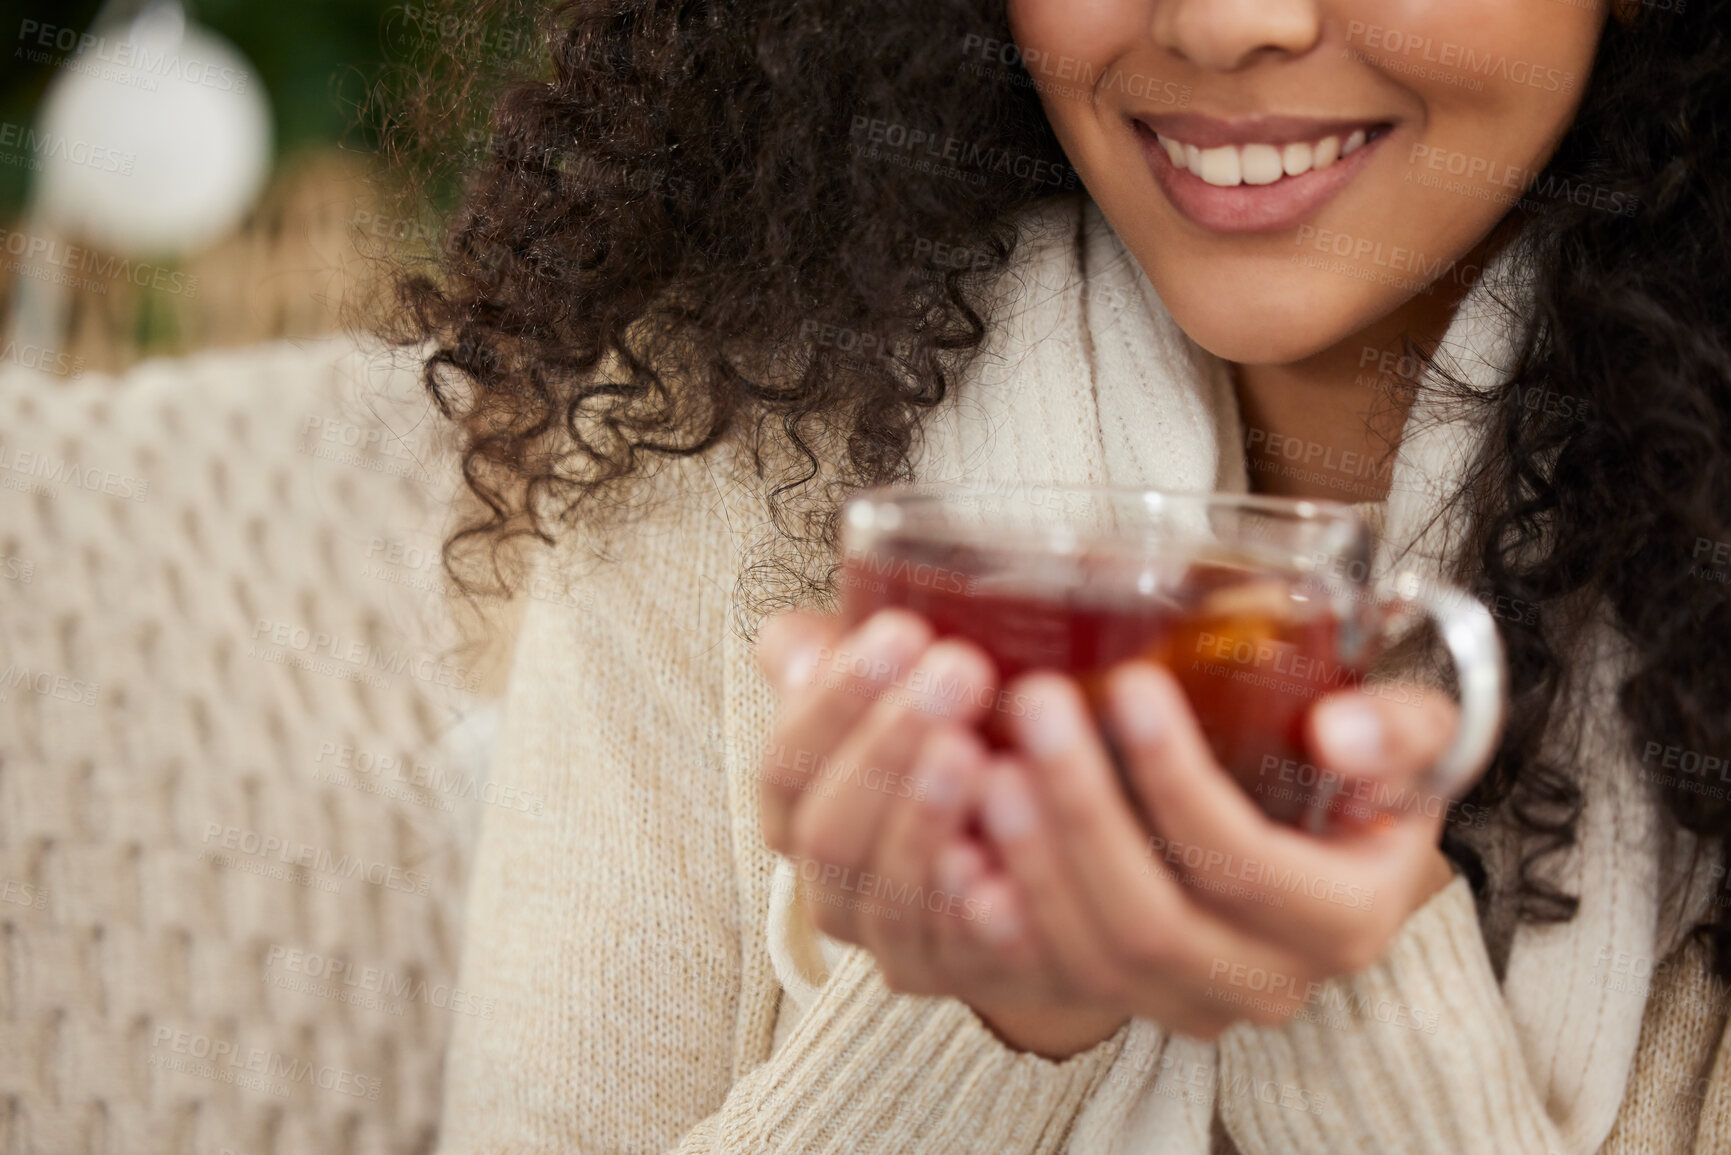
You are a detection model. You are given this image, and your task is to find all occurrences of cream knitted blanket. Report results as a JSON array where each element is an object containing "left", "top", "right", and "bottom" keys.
[{"left": 762, "top": 197, "right": 1710, "bottom": 1154}]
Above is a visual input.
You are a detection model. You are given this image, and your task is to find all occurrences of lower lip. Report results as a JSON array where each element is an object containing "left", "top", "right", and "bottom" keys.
[{"left": 1135, "top": 121, "right": 1386, "bottom": 234}]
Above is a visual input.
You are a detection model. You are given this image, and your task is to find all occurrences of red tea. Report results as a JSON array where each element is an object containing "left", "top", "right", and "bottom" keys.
[{"left": 840, "top": 539, "right": 1379, "bottom": 827}]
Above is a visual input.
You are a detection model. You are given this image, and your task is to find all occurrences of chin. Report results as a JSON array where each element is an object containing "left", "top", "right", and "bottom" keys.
[{"left": 1158, "top": 293, "right": 1356, "bottom": 367}]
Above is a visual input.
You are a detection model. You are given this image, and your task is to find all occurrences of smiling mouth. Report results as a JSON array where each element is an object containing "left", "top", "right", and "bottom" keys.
[
  {"left": 1147, "top": 124, "right": 1392, "bottom": 188},
  {"left": 1131, "top": 116, "right": 1395, "bottom": 233}
]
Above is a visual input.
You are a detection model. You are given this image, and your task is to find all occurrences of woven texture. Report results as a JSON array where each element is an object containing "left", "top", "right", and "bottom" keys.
[{"left": 0, "top": 337, "right": 486, "bottom": 1155}]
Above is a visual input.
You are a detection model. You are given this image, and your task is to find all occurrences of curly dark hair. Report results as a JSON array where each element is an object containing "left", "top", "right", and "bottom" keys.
[{"left": 375, "top": 1, "right": 1731, "bottom": 972}]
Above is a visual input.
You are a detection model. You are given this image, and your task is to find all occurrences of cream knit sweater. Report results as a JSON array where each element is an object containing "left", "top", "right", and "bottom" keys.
[{"left": 436, "top": 196, "right": 1731, "bottom": 1153}]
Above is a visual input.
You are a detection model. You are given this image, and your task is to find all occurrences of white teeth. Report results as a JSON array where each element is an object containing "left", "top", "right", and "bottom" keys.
[
  {"left": 1197, "top": 145, "right": 1242, "bottom": 187},
  {"left": 1154, "top": 129, "right": 1370, "bottom": 185},
  {"left": 1240, "top": 143, "right": 1284, "bottom": 186}
]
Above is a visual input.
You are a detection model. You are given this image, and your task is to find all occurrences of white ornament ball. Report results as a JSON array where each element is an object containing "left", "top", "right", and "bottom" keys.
[{"left": 33, "top": 2, "right": 273, "bottom": 255}]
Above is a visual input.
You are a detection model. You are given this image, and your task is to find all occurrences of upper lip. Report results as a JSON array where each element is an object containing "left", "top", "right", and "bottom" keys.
[{"left": 1134, "top": 113, "right": 1389, "bottom": 149}]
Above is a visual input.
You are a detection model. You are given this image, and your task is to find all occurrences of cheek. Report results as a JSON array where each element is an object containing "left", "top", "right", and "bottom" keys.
[
  {"left": 1007, "top": 0, "right": 1151, "bottom": 175},
  {"left": 1008, "top": 0, "right": 1143, "bottom": 84},
  {"left": 1345, "top": 0, "right": 1601, "bottom": 159},
  {"left": 1337, "top": 2, "right": 1602, "bottom": 285}
]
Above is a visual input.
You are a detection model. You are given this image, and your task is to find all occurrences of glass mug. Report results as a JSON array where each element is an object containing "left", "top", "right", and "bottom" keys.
[{"left": 836, "top": 484, "right": 1506, "bottom": 833}]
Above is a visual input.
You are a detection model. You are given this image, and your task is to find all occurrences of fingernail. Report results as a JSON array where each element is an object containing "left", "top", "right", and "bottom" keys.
[
  {"left": 1319, "top": 697, "right": 1385, "bottom": 769},
  {"left": 983, "top": 771, "right": 1036, "bottom": 842},
  {"left": 782, "top": 643, "right": 822, "bottom": 690},
  {"left": 1016, "top": 677, "right": 1083, "bottom": 759},
  {"left": 1109, "top": 664, "right": 1166, "bottom": 747},
  {"left": 936, "top": 843, "right": 975, "bottom": 897},
  {"left": 917, "top": 735, "right": 968, "bottom": 810},
  {"left": 847, "top": 610, "right": 923, "bottom": 682},
  {"left": 972, "top": 888, "right": 1020, "bottom": 944},
  {"left": 909, "top": 643, "right": 980, "bottom": 719}
]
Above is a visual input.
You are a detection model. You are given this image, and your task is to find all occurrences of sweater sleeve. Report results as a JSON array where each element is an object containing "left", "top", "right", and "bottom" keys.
[
  {"left": 674, "top": 948, "right": 1126, "bottom": 1154},
  {"left": 1215, "top": 875, "right": 1567, "bottom": 1154},
  {"left": 435, "top": 457, "right": 1124, "bottom": 1154}
]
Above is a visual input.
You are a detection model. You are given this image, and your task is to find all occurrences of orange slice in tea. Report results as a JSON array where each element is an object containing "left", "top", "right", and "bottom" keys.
[{"left": 1163, "top": 576, "right": 1295, "bottom": 672}]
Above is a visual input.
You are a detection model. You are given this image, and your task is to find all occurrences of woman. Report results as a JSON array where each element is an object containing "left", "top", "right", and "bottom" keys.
[{"left": 387, "top": 0, "right": 1731, "bottom": 1150}]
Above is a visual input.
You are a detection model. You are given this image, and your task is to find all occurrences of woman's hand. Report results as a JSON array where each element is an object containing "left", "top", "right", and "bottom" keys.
[
  {"left": 961, "top": 663, "right": 1461, "bottom": 1044},
  {"left": 754, "top": 609, "right": 1116, "bottom": 1054},
  {"left": 753, "top": 608, "right": 1468, "bottom": 1057}
]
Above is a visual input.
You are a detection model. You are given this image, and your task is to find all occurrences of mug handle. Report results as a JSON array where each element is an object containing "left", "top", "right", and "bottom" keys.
[{"left": 1372, "top": 569, "right": 1508, "bottom": 803}]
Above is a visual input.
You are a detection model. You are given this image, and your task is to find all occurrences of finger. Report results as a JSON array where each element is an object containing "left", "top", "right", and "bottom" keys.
[
  {"left": 1002, "top": 673, "right": 1171, "bottom": 907},
  {"left": 860, "top": 725, "right": 986, "bottom": 994},
  {"left": 757, "top": 609, "right": 931, "bottom": 853},
  {"left": 970, "top": 758, "right": 1130, "bottom": 1005},
  {"left": 1001, "top": 673, "right": 1303, "bottom": 1021},
  {"left": 929, "top": 843, "right": 1054, "bottom": 1007},
  {"left": 978, "top": 759, "right": 1291, "bottom": 1036},
  {"left": 1106, "top": 661, "right": 1291, "bottom": 851},
  {"left": 792, "top": 639, "right": 998, "bottom": 879},
  {"left": 1306, "top": 688, "right": 1460, "bottom": 830},
  {"left": 1108, "top": 662, "right": 1420, "bottom": 963},
  {"left": 755, "top": 610, "right": 846, "bottom": 695}
]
